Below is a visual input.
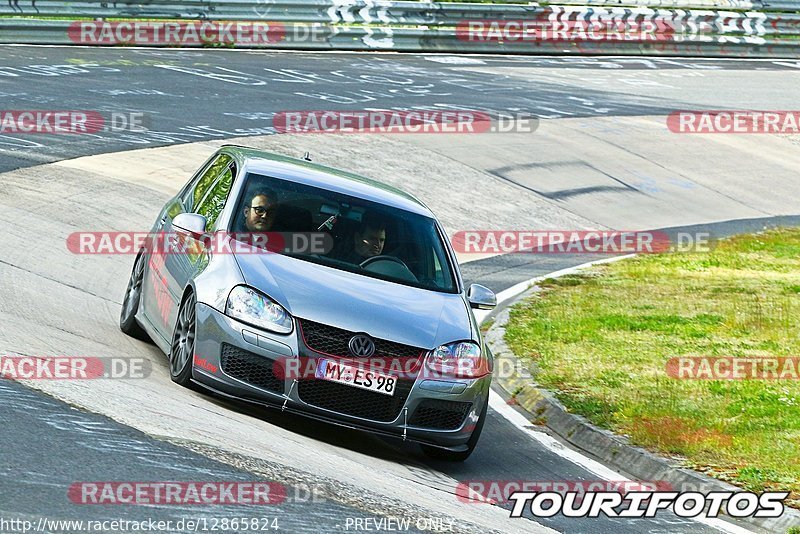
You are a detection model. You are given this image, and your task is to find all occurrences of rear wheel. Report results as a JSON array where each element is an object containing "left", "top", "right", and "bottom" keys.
[
  {"left": 421, "top": 399, "right": 488, "bottom": 462},
  {"left": 169, "top": 291, "right": 196, "bottom": 387},
  {"left": 120, "top": 252, "right": 148, "bottom": 340}
]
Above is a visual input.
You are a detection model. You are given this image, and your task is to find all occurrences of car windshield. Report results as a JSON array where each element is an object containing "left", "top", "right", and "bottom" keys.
[{"left": 231, "top": 172, "right": 458, "bottom": 293}]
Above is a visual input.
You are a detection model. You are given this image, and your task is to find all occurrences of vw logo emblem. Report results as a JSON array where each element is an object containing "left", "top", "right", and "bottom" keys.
[{"left": 348, "top": 334, "right": 375, "bottom": 358}]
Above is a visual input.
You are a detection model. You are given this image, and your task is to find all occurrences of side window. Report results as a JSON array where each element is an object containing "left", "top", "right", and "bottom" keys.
[
  {"left": 196, "top": 163, "right": 235, "bottom": 230},
  {"left": 183, "top": 154, "right": 233, "bottom": 212}
]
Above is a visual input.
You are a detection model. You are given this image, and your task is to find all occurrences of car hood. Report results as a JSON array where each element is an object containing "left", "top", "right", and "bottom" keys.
[{"left": 234, "top": 252, "right": 472, "bottom": 349}]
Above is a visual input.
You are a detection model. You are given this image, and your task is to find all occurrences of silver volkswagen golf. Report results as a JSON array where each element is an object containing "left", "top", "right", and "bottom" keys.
[{"left": 120, "top": 145, "right": 497, "bottom": 461}]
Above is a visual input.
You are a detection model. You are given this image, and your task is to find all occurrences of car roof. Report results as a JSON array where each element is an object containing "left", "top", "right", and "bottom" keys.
[{"left": 221, "top": 145, "right": 434, "bottom": 217}]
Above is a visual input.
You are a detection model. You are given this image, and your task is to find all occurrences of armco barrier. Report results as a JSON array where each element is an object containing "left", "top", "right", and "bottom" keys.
[
  {"left": 556, "top": 0, "right": 799, "bottom": 8},
  {"left": 3, "top": 0, "right": 800, "bottom": 19},
  {"left": 0, "top": 1, "right": 544, "bottom": 23},
  {"left": 1, "top": 0, "right": 799, "bottom": 58}
]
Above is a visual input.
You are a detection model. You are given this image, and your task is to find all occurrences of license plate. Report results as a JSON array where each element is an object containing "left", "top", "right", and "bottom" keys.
[{"left": 314, "top": 358, "right": 397, "bottom": 396}]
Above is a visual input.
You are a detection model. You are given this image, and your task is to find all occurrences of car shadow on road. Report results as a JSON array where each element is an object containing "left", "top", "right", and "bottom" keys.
[{"left": 189, "top": 383, "right": 424, "bottom": 463}]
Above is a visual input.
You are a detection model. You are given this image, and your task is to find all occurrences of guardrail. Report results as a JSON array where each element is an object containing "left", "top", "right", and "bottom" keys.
[
  {"left": 1, "top": 0, "right": 799, "bottom": 58},
  {"left": 554, "top": 0, "right": 800, "bottom": 9},
  {"left": 3, "top": 0, "right": 799, "bottom": 18},
  {"left": 3, "top": 1, "right": 546, "bottom": 23}
]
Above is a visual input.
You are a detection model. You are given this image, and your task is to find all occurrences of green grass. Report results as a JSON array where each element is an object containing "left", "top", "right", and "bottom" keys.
[{"left": 505, "top": 227, "right": 800, "bottom": 506}]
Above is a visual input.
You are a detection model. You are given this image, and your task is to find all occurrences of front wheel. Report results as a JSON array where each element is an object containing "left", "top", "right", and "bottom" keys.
[
  {"left": 120, "top": 252, "right": 148, "bottom": 340},
  {"left": 421, "top": 399, "right": 488, "bottom": 462},
  {"left": 169, "top": 291, "right": 197, "bottom": 387}
]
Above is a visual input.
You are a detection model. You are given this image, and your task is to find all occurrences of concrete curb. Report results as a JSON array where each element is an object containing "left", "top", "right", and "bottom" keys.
[{"left": 485, "top": 268, "right": 800, "bottom": 534}]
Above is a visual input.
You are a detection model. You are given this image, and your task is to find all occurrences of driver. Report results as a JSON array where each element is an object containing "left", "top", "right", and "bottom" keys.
[{"left": 343, "top": 212, "right": 386, "bottom": 264}]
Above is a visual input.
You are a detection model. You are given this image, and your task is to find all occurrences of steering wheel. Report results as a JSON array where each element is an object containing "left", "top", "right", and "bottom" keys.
[{"left": 359, "top": 255, "right": 409, "bottom": 269}]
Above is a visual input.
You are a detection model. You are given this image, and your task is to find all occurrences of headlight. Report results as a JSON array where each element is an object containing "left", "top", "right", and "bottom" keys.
[
  {"left": 425, "top": 341, "right": 489, "bottom": 378},
  {"left": 225, "top": 286, "right": 293, "bottom": 334}
]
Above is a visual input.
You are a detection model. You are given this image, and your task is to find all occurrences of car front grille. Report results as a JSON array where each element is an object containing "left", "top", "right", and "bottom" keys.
[
  {"left": 295, "top": 319, "right": 426, "bottom": 422},
  {"left": 298, "top": 319, "right": 423, "bottom": 359},
  {"left": 297, "top": 375, "right": 415, "bottom": 423},
  {"left": 408, "top": 400, "right": 472, "bottom": 430},
  {"left": 220, "top": 343, "right": 284, "bottom": 394}
]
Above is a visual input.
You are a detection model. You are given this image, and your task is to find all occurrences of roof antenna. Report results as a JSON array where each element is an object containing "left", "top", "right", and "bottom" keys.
[{"left": 302, "top": 152, "right": 312, "bottom": 161}]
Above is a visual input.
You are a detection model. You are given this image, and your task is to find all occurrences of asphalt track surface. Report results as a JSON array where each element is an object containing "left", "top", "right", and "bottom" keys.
[
  {"left": 2, "top": 47, "right": 799, "bottom": 172},
  {"left": 0, "top": 379, "right": 401, "bottom": 532},
  {"left": 1, "top": 46, "right": 799, "bottom": 533}
]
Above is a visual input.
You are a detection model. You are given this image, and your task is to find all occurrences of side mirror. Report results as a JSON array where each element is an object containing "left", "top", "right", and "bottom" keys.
[
  {"left": 467, "top": 283, "right": 496, "bottom": 310},
  {"left": 172, "top": 213, "right": 207, "bottom": 239}
]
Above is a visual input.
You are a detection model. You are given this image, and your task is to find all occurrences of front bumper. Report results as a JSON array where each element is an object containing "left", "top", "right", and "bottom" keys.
[{"left": 191, "top": 303, "right": 491, "bottom": 450}]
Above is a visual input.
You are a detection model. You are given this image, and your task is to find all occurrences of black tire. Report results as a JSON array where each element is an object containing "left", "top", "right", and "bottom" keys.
[
  {"left": 120, "top": 252, "right": 149, "bottom": 340},
  {"left": 169, "top": 291, "right": 196, "bottom": 387},
  {"left": 421, "top": 399, "right": 488, "bottom": 462}
]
